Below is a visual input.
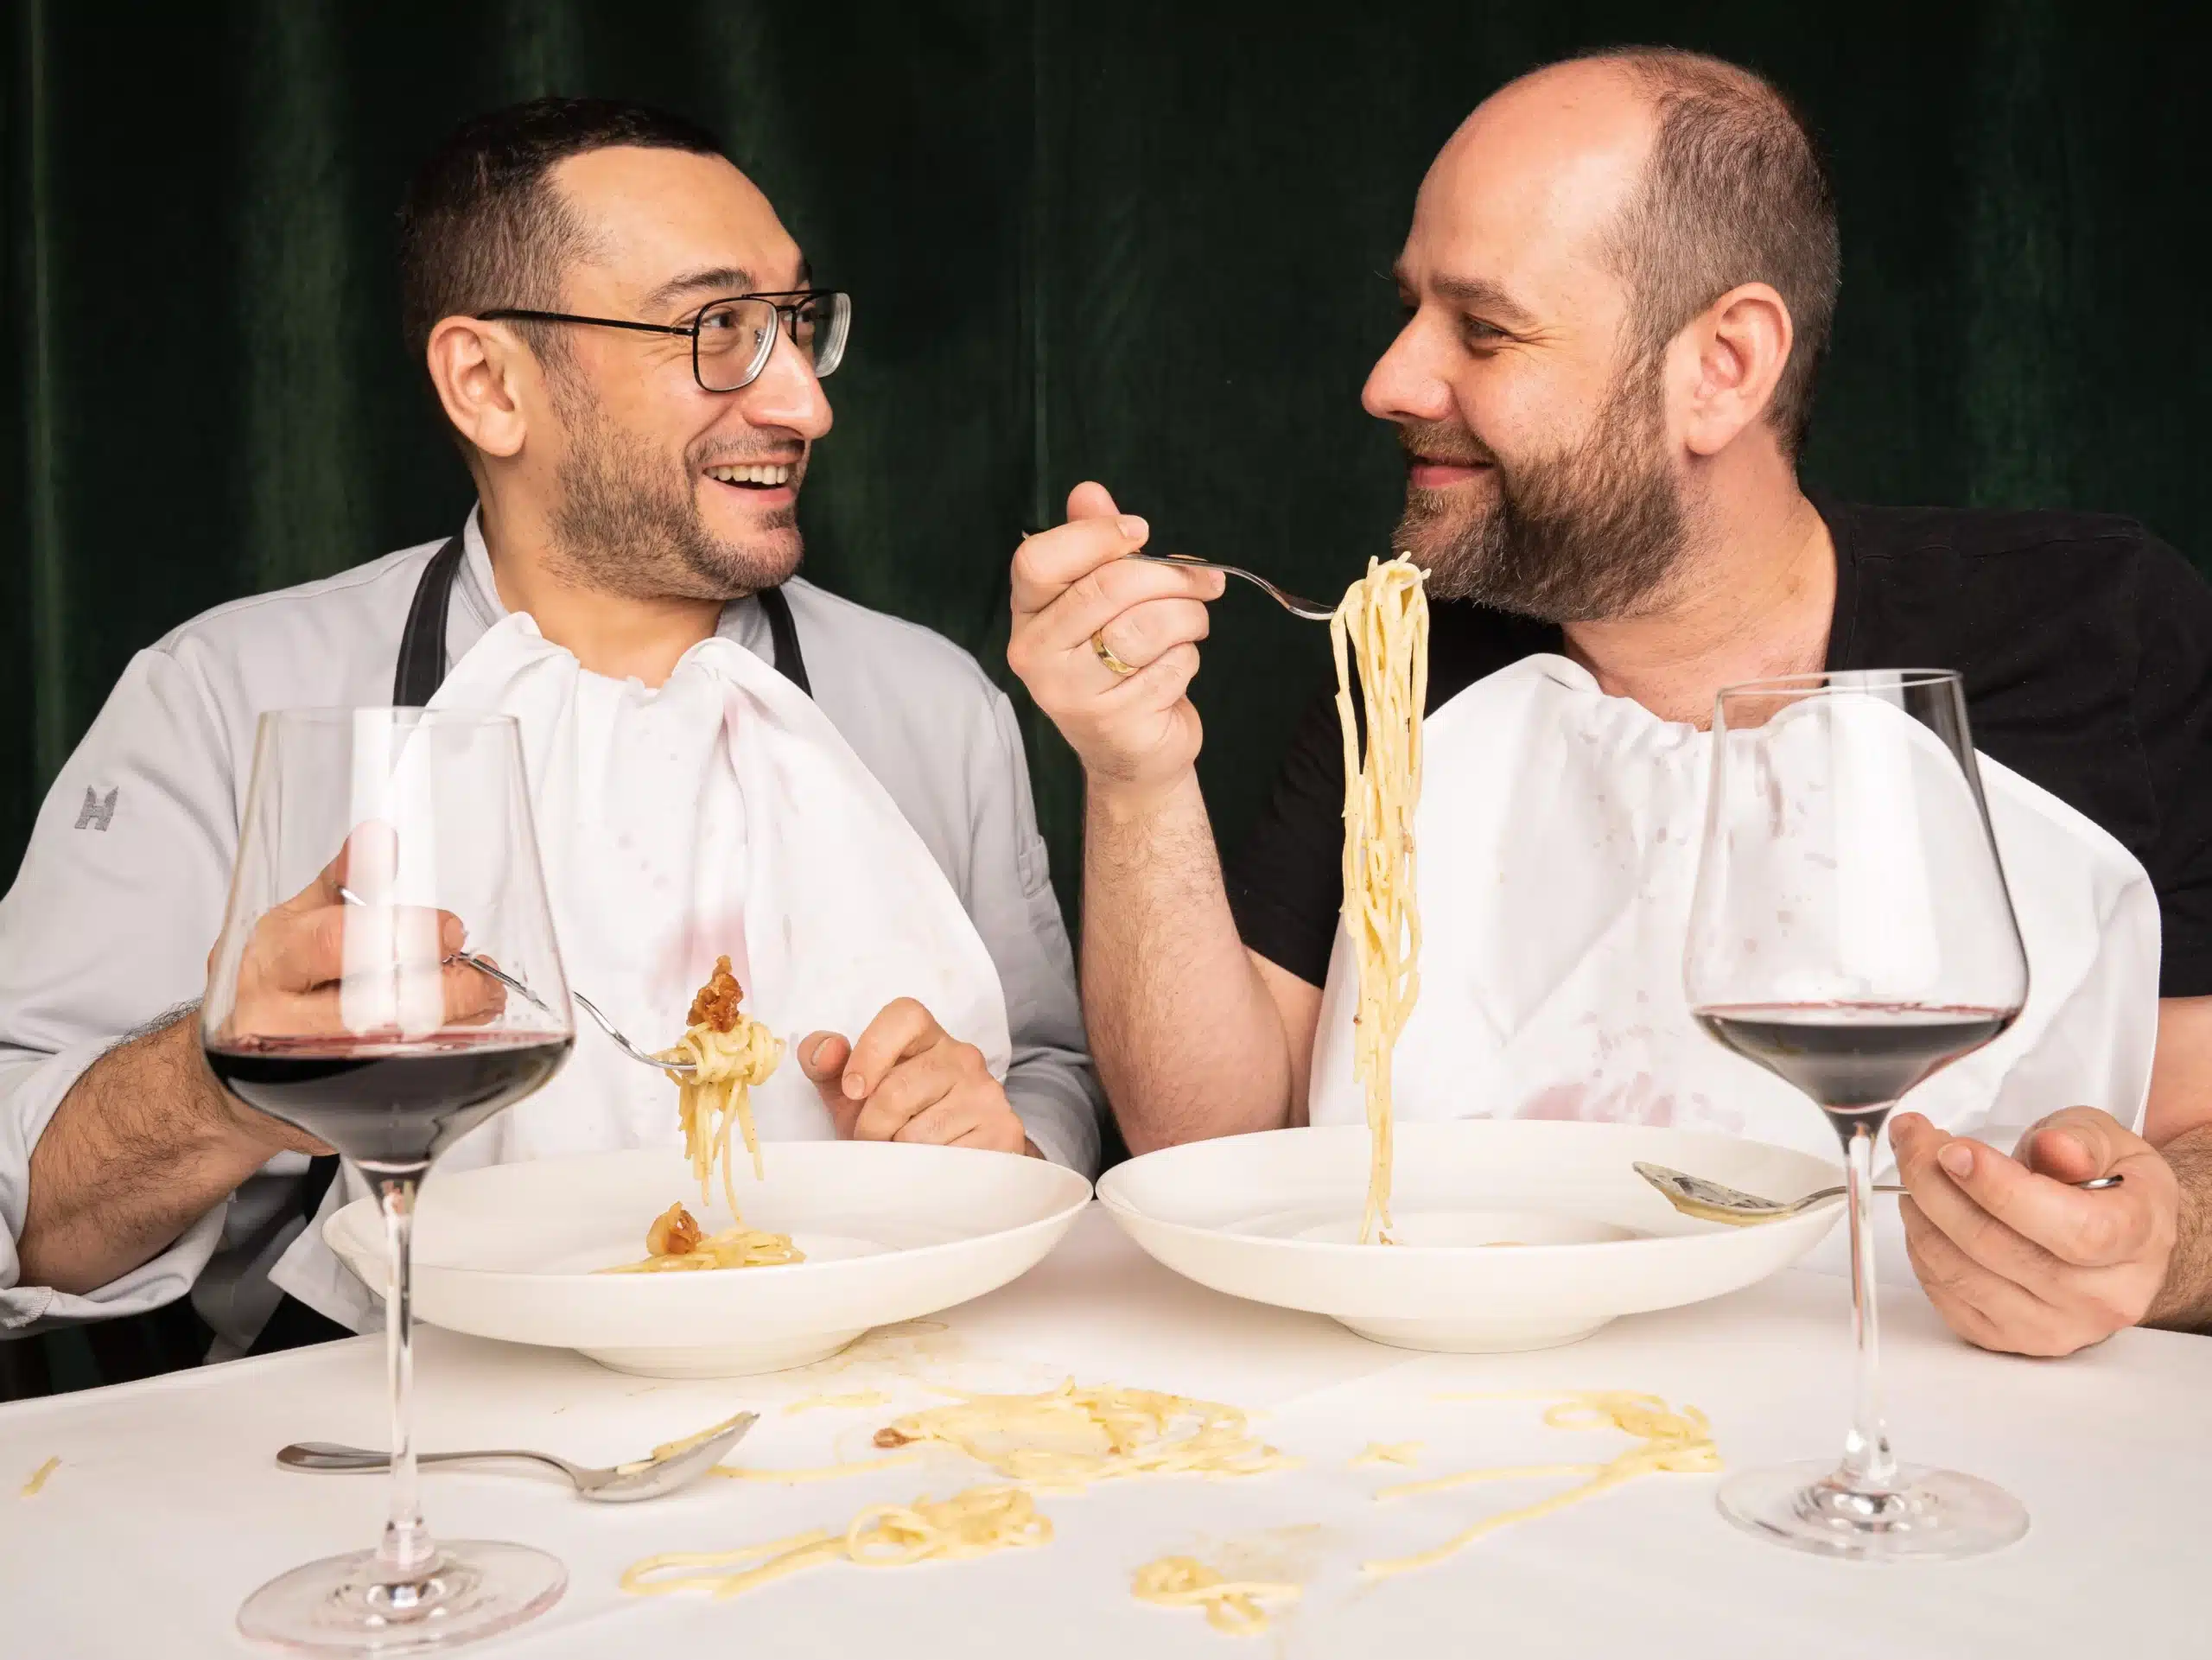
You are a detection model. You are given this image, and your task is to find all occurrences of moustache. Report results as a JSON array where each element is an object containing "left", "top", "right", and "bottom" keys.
[
  {"left": 1395, "top": 422, "right": 1497, "bottom": 473},
  {"left": 690, "top": 440, "right": 809, "bottom": 469}
]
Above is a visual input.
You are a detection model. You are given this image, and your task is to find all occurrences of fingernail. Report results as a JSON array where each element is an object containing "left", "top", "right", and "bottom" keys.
[
  {"left": 843, "top": 1073, "right": 863, "bottom": 1099},
  {"left": 1118, "top": 515, "right": 1148, "bottom": 542},
  {"left": 1938, "top": 1142, "right": 1974, "bottom": 1179},
  {"left": 810, "top": 1038, "right": 836, "bottom": 1068}
]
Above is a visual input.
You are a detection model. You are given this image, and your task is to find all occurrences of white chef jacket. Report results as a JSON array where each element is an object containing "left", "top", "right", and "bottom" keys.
[{"left": 0, "top": 513, "right": 1101, "bottom": 1352}]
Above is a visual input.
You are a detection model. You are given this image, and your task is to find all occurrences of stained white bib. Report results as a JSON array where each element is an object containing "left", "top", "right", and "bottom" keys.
[
  {"left": 272, "top": 614, "right": 1012, "bottom": 1326},
  {"left": 1307, "top": 655, "right": 2160, "bottom": 1275}
]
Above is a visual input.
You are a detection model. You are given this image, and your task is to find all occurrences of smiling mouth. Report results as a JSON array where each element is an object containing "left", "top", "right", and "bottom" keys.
[
  {"left": 1407, "top": 455, "right": 1492, "bottom": 487},
  {"left": 703, "top": 461, "right": 797, "bottom": 491}
]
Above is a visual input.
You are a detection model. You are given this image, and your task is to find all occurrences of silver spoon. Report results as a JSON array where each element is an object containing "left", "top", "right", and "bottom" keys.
[
  {"left": 1123, "top": 552, "right": 1336, "bottom": 621},
  {"left": 276, "top": 1411, "right": 757, "bottom": 1504},
  {"left": 334, "top": 886, "right": 694, "bottom": 1077},
  {"left": 1634, "top": 1160, "right": 2122, "bottom": 1226}
]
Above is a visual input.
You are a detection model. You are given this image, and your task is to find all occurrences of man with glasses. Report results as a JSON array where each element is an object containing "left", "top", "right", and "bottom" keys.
[{"left": 0, "top": 99, "right": 1098, "bottom": 1364}]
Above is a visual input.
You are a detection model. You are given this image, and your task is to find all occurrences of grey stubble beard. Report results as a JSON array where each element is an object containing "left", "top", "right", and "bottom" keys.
[{"left": 1395, "top": 355, "right": 1694, "bottom": 624}]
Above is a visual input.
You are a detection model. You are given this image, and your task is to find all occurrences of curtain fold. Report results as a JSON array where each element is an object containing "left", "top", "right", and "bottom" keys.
[{"left": 11, "top": 0, "right": 68, "bottom": 797}]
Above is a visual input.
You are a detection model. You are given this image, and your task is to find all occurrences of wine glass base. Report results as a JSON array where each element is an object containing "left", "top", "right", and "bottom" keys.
[
  {"left": 1717, "top": 1460, "right": 2028, "bottom": 1561},
  {"left": 238, "top": 1541, "right": 565, "bottom": 1654}
]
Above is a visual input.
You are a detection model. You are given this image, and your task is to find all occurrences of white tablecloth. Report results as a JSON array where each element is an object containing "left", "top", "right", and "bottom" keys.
[{"left": 3, "top": 1205, "right": 2204, "bottom": 1658}]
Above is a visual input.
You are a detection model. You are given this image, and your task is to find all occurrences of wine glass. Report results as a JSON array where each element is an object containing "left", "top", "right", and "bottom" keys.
[
  {"left": 204, "top": 709, "right": 575, "bottom": 1650},
  {"left": 1683, "top": 671, "right": 2030, "bottom": 1561}
]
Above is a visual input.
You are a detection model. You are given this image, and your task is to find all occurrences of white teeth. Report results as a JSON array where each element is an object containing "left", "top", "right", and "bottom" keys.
[{"left": 707, "top": 462, "right": 792, "bottom": 487}]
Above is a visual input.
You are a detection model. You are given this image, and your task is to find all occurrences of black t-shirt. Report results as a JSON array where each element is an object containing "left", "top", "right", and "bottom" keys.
[{"left": 1225, "top": 496, "right": 2212, "bottom": 999}]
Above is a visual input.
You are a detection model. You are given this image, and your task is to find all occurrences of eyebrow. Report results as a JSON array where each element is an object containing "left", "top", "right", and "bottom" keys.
[
  {"left": 1399, "top": 266, "right": 1539, "bottom": 331},
  {"left": 642, "top": 265, "right": 754, "bottom": 312},
  {"left": 642, "top": 257, "right": 815, "bottom": 314}
]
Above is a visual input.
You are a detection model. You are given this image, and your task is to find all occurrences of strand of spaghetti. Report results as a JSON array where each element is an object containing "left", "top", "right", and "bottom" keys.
[
  {"left": 1331, "top": 556, "right": 1428, "bottom": 1243},
  {"left": 1132, "top": 1555, "right": 1302, "bottom": 1637},
  {"left": 708, "top": 1451, "right": 922, "bottom": 1482},
  {"left": 660, "top": 1014, "right": 783, "bottom": 1197},
  {"left": 621, "top": 1485, "right": 1050, "bottom": 1602},
  {"left": 621, "top": 1529, "right": 841, "bottom": 1599},
  {"left": 20, "top": 1456, "right": 59, "bottom": 1497},
  {"left": 711, "top": 1078, "right": 741, "bottom": 1213},
  {"left": 1360, "top": 1392, "right": 1719, "bottom": 1579},
  {"left": 1364, "top": 1461, "right": 1645, "bottom": 1578}
]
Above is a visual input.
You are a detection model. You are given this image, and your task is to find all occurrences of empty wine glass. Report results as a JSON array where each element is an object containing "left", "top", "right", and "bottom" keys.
[
  {"left": 1684, "top": 670, "right": 2030, "bottom": 1560},
  {"left": 206, "top": 709, "right": 574, "bottom": 1650}
]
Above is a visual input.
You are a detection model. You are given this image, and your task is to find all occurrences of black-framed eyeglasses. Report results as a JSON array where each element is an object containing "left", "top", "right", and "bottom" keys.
[{"left": 480, "top": 289, "right": 850, "bottom": 393}]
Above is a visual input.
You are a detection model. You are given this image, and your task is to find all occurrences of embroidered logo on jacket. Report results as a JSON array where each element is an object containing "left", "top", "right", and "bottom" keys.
[{"left": 74, "top": 786, "right": 118, "bottom": 831}]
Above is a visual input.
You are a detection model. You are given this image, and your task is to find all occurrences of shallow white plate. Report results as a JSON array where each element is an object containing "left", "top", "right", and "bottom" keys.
[
  {"left": 1096, "top": 1121, "right": 1844, "bottom": 1352},
  {"left": 326, "top": 1143, "right": 1091, "bottom": 1377}
]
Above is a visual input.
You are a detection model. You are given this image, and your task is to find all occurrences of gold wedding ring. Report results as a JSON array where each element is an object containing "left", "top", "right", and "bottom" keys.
[{"left": 1091, "top": 630, "right": 1138, "bottom": 677}]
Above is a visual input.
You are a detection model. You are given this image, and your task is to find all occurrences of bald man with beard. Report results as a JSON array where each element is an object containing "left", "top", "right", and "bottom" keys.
[{"left": 1007, "top": 48, "right": 2212, "bottom": 1358}]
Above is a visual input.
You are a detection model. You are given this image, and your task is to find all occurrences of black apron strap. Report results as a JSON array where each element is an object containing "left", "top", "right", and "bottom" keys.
[
  {"left": 393, "top": 535, "right": 466, "bottom": 707},
  {"left": 757, "top": 583, "right": 813, "bottom": 697},
  {"left": 269, "top": 540, "right": 812, "bottom": 1351},
  {"left": 392, "top": 536, "right": 812, "bottom": 700}
]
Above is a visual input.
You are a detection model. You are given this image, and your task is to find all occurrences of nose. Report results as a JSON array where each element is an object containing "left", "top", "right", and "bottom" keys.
[
  {"left": 1361, "top": 314, "right": 1455, "bottom": 426},
  {"left": 739, "top": 328, "right": 833, "bottom": 440}
]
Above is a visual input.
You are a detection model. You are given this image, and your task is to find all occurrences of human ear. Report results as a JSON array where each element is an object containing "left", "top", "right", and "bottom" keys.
[
  {"left": 1678, "top": 282, "right": 1793, "bottom": 458},
  {"left": 426, "top": 317, "right": 533, "bottom": 460}
]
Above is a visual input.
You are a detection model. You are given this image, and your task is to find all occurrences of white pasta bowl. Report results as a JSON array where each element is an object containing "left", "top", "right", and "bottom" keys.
[
  {"left": 1096, "top": 1121, "right": 1843, "bottom": 1353},
  {"left": 325, "top": 1143, "right": 1091, "bottom": 1378}
]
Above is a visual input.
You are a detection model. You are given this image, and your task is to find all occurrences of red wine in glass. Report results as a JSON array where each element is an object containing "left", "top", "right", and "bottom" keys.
[
  {"left": 207, "top": 1031, "right": 573, "bottom": 1173},
  {"left": 1694, "top": 1002, "right": 2018, "bottom": 1126},
  {"left": 207, "top": 707, "right": 575, "bottom": 1651},
  {"left": 1684, "top": 670, "right": 2033, "bottom": 1561}
]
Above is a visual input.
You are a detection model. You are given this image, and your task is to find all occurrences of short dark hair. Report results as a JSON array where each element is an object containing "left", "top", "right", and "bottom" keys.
[
  {"left": 397, "top": 97, "right": 726, "bottom": 367},
  {"left": 1580, "top": 48, "right": 1840, "bottom": 457}
]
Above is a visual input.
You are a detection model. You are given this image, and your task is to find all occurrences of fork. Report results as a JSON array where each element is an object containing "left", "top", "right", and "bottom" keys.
[
  {"left": 1124, "top": 553, "right": 1336, "bottom": 622},
  {"left": 335, "top": 886, "right": 694, "bottom": 1076}
]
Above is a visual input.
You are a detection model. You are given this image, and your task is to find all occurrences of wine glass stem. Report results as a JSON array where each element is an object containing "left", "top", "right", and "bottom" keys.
[
  {"left": 374, "top": 1175, "right": 435, "bottom": 1582},
  {"left": 1839, "top": 1118, "right": 1899, "bottom": 1492}
]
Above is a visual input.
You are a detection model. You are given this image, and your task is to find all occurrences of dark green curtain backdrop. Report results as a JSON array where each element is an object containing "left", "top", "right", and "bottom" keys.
[
  {"left": 1, "top": 0, "right": 2207, "bottom": 1396},
  {"left": 6, "top": 0, "right": 2211, "bottom": 908}
]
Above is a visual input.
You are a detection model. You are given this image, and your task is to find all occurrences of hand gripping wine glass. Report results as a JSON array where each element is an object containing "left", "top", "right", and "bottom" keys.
[
  {"left": 204, "top": 710, "right": 575, "bottom": 1650},
  {"left": 1684, "top": 671, "right": 2030, "bottom": 1561}
]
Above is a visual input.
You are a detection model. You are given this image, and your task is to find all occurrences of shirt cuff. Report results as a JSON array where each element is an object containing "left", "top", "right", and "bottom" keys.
[{"left": 1005, "top": 1055, "right": 1103, "bottom": 1178}]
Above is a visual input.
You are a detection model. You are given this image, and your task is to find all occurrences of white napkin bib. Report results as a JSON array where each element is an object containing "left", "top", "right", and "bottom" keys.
[
  {"left": 272, "top": 613, "right": 1011, "bottom": 1326},
  {"left": 1307, "top": 655, "right": 2160, "bottom": 1274}
]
